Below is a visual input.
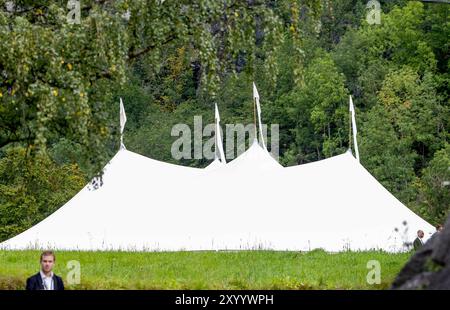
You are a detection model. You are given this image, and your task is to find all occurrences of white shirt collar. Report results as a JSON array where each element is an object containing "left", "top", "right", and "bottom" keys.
[{"left": 40, "top": 270, "right": 54, "bottom": 279}]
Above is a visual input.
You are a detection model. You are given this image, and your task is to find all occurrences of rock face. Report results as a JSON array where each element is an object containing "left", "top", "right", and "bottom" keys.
[{"left": 391, "top": 215, "right": 450, "bottom": 289}]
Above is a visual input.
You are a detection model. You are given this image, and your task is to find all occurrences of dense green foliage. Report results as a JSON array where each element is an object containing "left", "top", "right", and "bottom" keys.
[
  {"left": 0, "top": 147, "right": 85, "bottom": 240},
  {"left": 0, "top": 250, "right": 410, "bottom": 289},
  {"left": 0, "top": 1, "right": 449, "bottom": 241}
]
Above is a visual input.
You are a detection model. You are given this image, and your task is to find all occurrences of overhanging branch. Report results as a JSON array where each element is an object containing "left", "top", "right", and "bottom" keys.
[{"left": 127, "top": 35, "right": 176, "bottom": 60}]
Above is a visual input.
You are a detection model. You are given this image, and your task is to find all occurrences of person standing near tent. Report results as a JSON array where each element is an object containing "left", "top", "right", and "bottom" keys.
[
  {"left": 26, "top": 251, "right": 64, "bottom": 290},
  {"left": 413, "top": 230, "right": 425, "bottom": 251}
]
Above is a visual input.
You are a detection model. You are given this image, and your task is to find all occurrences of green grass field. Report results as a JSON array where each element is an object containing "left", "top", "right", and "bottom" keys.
[{"left": 0, "top": 250, "right": 410, "bottom": 290}]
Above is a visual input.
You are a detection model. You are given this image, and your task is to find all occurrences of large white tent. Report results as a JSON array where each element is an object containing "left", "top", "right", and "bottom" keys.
[
  {"left": 0, "top": 92, "right": 435, "bottom": 252},
  {"left": 0, "top": 139, "right": 434, "bottom": 252}
]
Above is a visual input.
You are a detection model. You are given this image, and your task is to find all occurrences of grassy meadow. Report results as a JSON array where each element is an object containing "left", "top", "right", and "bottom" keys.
[{"left": 0, "top": 250, "right": 411, "bottom": 290}]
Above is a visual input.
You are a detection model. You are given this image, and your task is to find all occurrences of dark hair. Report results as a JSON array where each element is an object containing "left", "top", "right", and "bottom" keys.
[
  {"left": 436, "top": 224, "right": 443, "bottom": 231},
  {"left": 40, "top": 251, "right": 55, "bottom": 262}
]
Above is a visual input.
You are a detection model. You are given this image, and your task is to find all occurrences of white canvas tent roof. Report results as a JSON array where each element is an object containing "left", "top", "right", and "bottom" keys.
[{"left": 0, "top": 139, "right": 434, "bottom": 252}]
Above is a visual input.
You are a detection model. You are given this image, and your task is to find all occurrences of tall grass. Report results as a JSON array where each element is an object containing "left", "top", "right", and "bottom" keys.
[{"left": 0, "top": 249, "right": 410, "bottom": 290}]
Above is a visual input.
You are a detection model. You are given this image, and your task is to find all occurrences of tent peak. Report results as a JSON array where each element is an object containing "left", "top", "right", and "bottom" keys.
[{"left": 227, "top": 140, "right": 282, "bottom": 170}]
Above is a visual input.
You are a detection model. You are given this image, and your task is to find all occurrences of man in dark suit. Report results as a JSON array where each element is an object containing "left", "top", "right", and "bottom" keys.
[
  {"left": 26, "top": 251, "right": 64, "bottom": 290},
  {"left": 413, "top": 230, "right": 424, "bottom": 251}
]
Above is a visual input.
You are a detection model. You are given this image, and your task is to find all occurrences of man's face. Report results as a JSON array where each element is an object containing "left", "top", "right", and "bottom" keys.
[
  {"left": 40, "top": 255, "right": 55, "bottom": 273},
  {"left": 418, "top": 231, "right": 424, "bottom": 238}
]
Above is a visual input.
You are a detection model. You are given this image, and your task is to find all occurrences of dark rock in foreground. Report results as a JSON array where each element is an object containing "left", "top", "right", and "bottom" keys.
[{"left": 391, "top": 215, "right": 450, "bottom": 289}]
